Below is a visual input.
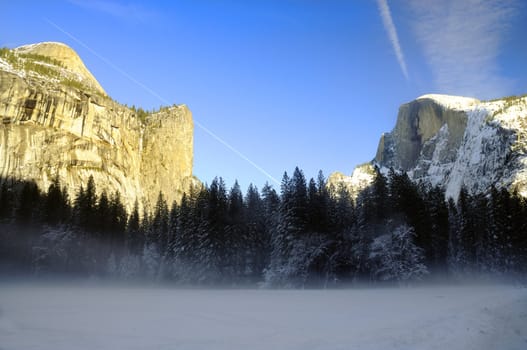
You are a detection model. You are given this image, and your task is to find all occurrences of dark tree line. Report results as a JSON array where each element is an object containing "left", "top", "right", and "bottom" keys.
[{"left": 0, "top": 167, "right": 526, "bottom": 286}]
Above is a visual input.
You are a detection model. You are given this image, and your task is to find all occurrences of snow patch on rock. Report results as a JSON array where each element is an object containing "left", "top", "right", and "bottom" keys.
[
  {"left": 332, "top": 94, "right": 527, "bottom": 201},
  {"left": 417, "top": 94, "right": 480, "bottom": 110}
]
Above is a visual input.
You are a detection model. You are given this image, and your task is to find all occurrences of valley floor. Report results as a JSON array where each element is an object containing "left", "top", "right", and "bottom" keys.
[{"left": 0, "top": 283, "right": 526, "bottom": 350}]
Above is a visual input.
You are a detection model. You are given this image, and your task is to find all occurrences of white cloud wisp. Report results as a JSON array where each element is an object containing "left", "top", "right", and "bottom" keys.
[
  {"left": 68, "top": 0, "right": 158, "bottom": 23},
  {"left": 409, "top": 0, "right": 518, "bottom": 99},
  {"left": 377, "top": 0, "right": 409, "bottom": 80}
]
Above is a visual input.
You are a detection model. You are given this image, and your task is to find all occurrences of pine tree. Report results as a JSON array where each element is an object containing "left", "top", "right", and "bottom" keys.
[
  {"left": 227, "top": 180, "right": 245, "bottom": 279},
  {"left": 262, "top": 182, "right": 280, "bottom": 223},
  {"left": 42, "top": 176, "right": 70, "bottom": 225},
  {"left": 509, "top": 191, "right": 527, "bottom": 273},
  {"left": 151, "top": 192, "right": 169, "bottom": 248},
  {"left": 16, "top": 180, "right": 41, "bottom": 224},
  {"left": 260, "top": 182, "right": 279, "bottom": 278},
  {"left": 265, "top": 172, "right": 291, "bottom": 285},
  {"left": 109, "top": 191, "right": 127, "bottom": 249},
  {"left": 290, "top": 167, "right": 308, "bottom": 235},
  {"left": 456, "top": 187, "right": 476, "bottom": 274},
  {"left": 167, "top": 201, "right": 179, "bottom": 260},
  {"left": 126, "top": 199, "right": 142, "bottom": 255},
  {"left": 371, "top": 166, "right": 389, "bottom": 222},
  {"left": 471, "top": 193, "right": 489, "bottom": 271},
  {"left": 96, "top": 190, "right": 110, "bottom": 233},
  {"left": 173, "top": 192, "right": 197, "bottom": 281},
  {"left": 388, "top": 170, "right": 432, "bottom": 263},
  {"left": 446, "top": 197, "right": 459, "bottom": 273},
  {"left": 424, "top": 185, "right": 449, "bottom": 272},
  {"left": 368, "top": 224, "right": 428, "bottom": 283},
  {"left": 74, "top": 175, "right": 97, "bottom": 231},
  {"left": 306, "top": 172, "right": 331, "bottom": 233},
  {"left": 307, "top": 178, "right": 319, "bottom": 232},
  {"left": 0, "top": 181, "right": 14, "bottom": 220},
  {"left": 245, "top": 184, "right": 268, "bottom": 280},
  {"left": 202, "top": 177, "right": 228, "bottom": 282},
  {"left": 265, "top": 168, "right": 310, "bottom": 286},
  {"left": 330, "top": 183, "right": 355, "bottom": 232}
]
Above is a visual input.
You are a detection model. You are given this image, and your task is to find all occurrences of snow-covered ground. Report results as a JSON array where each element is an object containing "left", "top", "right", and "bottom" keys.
[{"left": 0, "top": 283, "right": 525, "bottom": 350}]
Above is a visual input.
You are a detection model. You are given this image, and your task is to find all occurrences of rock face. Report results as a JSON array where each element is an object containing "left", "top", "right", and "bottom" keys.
[
  {"left": 0, "top": 42, "right": 195, "bottom": 211},
  {"left": 331, "top": 94, "right": 527, "bottom": 201},
  {"left": 14, "top": 42, "right": 106, "bottom": 95},
  {"left": 327, "top": 164, "right": 376, "bottom": 199}
]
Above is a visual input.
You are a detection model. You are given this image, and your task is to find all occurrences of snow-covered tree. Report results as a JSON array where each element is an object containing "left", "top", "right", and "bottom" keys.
[{"left": 369, "top": 224, "right": 428, "bottom": 283}]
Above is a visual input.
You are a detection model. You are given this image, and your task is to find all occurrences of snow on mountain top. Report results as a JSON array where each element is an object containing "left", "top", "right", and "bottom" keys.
[
  {"left": 417, "top": 94, "right": 480, "bottom": 110},
  {"left": 15, "top": 42, "right": 72, "bottom": 52}
]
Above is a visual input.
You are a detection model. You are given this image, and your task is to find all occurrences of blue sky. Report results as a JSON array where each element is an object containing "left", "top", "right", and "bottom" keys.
[{"left": 2, "top": 0, "right": 526, "bottom": 190}]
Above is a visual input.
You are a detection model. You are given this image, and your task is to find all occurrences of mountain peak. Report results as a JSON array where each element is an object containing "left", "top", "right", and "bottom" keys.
[
  {"left": 416, "top": 94, "right": 479, "bottom": 110},
  {"left": 330, "top": 93, "right": 527, "bottom": 201},
  {"left": 14, "top": 41, "right": 106, "bottom": 95},
  {"left": 0, "top": 41, "right": 195, "bottom": 211}
]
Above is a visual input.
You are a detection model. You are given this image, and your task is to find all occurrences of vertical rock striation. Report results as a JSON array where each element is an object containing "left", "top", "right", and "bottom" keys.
[{"left": 0, "top": 42, "right": 195, "bottom": 211}]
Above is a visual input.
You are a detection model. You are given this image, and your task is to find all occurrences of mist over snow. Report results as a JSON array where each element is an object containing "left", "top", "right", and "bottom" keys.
[{"left": 0, "top": 283, "right": 526, "bottom": 350}]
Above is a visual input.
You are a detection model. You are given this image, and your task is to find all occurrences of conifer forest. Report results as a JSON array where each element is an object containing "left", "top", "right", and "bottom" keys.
[{"left": 1, "top": 167, "right": 526, "bottom": 287}]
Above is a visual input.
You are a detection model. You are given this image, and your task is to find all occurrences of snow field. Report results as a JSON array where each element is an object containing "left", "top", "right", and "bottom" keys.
[{"left": 0, "top": 284, "right": 526, "bottom": 350}]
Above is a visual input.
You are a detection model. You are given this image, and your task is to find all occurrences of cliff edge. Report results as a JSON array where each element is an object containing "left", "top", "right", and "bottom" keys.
[
  {"left": 0, "top": 42, "right": 195, "bottom": 210},
  {"left": 330, "top": 94, "right": 527, "bottom": 200}
]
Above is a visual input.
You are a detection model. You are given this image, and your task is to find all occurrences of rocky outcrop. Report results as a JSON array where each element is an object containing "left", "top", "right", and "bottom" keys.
[
  {"left": 374, "top": 96, "right": 473, "bottom": 171},
  {"left": 14, "top": 42, "right": 106, "bottom": 95},
  {"left": 331, "top": 94, "right": 527, "bottom": 201},
  {"left": 141, "top": 106, "right": 195, "bottom": 206},
  {"left": 327, "top": 164, "right": 376, "bottom": 199},
  {"left": 0, "top": 42, "right": 195, "bottom": 211}
]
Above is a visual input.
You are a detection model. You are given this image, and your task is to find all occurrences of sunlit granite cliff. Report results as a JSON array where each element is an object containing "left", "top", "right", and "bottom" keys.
[{"left": 0, "top": 42, "right": 195, "bottom": 210}]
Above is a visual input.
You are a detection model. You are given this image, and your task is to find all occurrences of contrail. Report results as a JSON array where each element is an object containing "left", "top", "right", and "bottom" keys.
[
  {"left": 44, "top": 18, "right": 280, "bottom": 185},
  {"left": 376, "top": 0, "right": 409, "bottom": 80}
]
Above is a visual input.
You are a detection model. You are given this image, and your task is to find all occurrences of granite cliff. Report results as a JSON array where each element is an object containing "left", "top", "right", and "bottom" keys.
[
  {"left": 0, "top": 42, "right": 195, "bottom": 210},
  {"left": 330, "top": 94, "right": 527, "bottom": 200}
]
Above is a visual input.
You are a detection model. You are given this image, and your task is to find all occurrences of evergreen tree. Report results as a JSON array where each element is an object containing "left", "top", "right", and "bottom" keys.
[
  {"left": 306, "top": 171, "right": 330, "bottom": 233},
  {"left": 260, "top": 182, "right": 279, "bottom": 277},
  {"left": 166, "top": 201, "right": 179, "bottom": 260},
  {"left": 456, "top": 187, "right": 476, "bottom": 274},
  {"left": 245, "top": 184, "right": 268, "bottom": 280},
  {"left": 471, "top": 193, "right": 489, "bottom": 271},
  {"left": 262, "top": 182, "right": 280, "bottom": 223},
  {"left": 0, "top": 181, "right": 14, "bottom": 220},
  {"left": 42, "top": 176, "right": 70, "bottom": 225},
  {"left": 203, "top": 177, "right": 228, "bottom": 282},
  {"left": 265, "top": 172, "right": 291, "bottom": 285},
  {"left": 307, "top": 178, "right": 319, "bottom": 231},
  {"left": 371, "top": 166, "right": 389, "bottom": 222},
  {"left": 226, "top": 180, "right": 245, "bottom": 279},
  {"left": 173, "top": 192, "right": 198, "bottom": 281},
  {"left": 109, "top": 191, "right": 127, "bottom": 248},
  {"left": 126, "top": 200, "right": 142, "bottom": 255},
  {"left": 424, "top": 185, "right": 449, "bottom": 272},
  {"left": 388, "top": 170, "right": 432, "bottom": 263},
  {"left": 265, "top": 168, "right": 310, "bottom": 286},
  {"left": 510, "top": 191, "right": 527, "bottom": 273},
  {"left": 151, "top": 192, "right": 169, "bottom": 248},
  {"left": 290, "top": 167, "right": 308, "bottom": 235},
  {"left": 330, "top": 183, "right": 355, "bottom": 232},
  {"left": 368, "top": 224, "right": 428, "bottom": 283},
  {"left": 74, "top": 175, "right": 97, "bottom": 231},
  {"left": 16, "top": 181, "right": 41, "bottom": 224},
  {"left": 96, "top": 190, "right": 110, "bottom": 233}
]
